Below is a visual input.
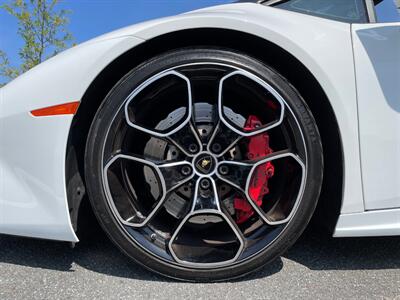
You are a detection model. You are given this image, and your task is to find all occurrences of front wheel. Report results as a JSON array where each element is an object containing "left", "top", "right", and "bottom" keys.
[{"left": 85, "top": 48, "right": 323, "bottom": 282}]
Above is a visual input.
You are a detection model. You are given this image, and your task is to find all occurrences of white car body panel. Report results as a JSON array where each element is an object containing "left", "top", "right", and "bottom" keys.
[
  {"left": 352, "top": 23, "right": 400, "bottom": 210},
  {"left": 0, "top": 3, "right": 398, "bottom": 241},
  {"left": 333, "top": 22, "right": 400, "bottom": 238},
  {"left": 0, "top": 36, "right": 144, "bottom": 242},
  {"left": 334, "top": 207, "right": 400, "bottom": 237}
]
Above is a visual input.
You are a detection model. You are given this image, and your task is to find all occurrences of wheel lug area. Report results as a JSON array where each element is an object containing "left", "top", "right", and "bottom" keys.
[
  {"left": 199, "top": 178, "right": 211, "bottom": 190},
  {"left": 211, "top": 143, "right": 222, "bottom": 153},
  {"left": 181, "top": 165, "right": 192, "bottom": 176},
  {"left": 188, "top": 143, "right": 199, "bottom": 153},
  {"left": 218, "top": 165, "right": 229, "bottom": 175}
]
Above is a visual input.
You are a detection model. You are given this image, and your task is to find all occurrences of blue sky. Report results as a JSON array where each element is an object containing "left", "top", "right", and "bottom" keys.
[
  {"left": 0, "top": 0, "right": 232, "bottom": 66},
  {"left": 376, "top": 0, "right": 400, "bottom": 21},
  {"left": 0, "top": 0, "right": 399, "bottom": 77}
]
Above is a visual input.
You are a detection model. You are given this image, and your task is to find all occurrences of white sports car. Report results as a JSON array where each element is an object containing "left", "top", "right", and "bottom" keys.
[{"left": 0, "top": 0, "right": 399, "bottom": 281}]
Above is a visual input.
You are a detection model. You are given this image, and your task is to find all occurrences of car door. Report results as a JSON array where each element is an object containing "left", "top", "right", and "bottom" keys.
[{"left": 353, "top": 0, "right": 400, "bottom": 210}]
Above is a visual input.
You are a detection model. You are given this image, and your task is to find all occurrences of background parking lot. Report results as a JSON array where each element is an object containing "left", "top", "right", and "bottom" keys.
[{"left": 0, "top": 226, "right": 399, "bottom": 300}]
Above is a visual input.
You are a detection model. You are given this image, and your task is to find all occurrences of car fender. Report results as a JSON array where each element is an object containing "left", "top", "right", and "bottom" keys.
[{"left": 0, "top": 3, "right": 363, "bottom": 242}]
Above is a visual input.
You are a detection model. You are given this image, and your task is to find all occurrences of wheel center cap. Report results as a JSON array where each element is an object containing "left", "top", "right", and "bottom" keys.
[{"left": 194, "top": 153, "right": 216, "bottom": 175}]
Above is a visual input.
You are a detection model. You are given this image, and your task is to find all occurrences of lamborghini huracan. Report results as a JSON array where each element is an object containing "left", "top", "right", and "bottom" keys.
[{"left": 0, "top": 0, "right": 399, "bottom": 281}]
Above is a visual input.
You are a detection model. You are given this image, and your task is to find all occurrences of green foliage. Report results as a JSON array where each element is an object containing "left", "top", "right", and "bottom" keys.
[
  {"left": 0, "top": 0, "right": 73, "bottom": 86},
  {"left": 0, "top": 50, "right": 20, "bottom": 80}
]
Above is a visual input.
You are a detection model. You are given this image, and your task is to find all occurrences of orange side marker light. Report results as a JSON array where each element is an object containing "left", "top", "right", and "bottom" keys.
[{"left": 31, "top": 101, "right": 80, "bottom": 117}]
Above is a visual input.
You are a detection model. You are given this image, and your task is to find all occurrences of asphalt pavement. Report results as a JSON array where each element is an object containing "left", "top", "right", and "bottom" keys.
[{"left": 0, "top": 226, "right": 399, "bottom": 300}]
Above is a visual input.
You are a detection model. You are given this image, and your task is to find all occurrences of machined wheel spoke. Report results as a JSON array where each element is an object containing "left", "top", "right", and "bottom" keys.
[
  {"left": 219, "top": 205, "right": 247, "bottom": 249},
  {"left": 168, "top": 177, "right": 244, "bottom": 267},
  {"left": 191, "top": 177, "right": 221, "bottom": 212},
  {"left": 216, "top": 150, "right": 306, "bottom": 225},
  {"left": 216, "top": 150, "right": 292, "bottom": 190},
  {"left": 122, "top": 69, "right": 204, "bottom": 158},
  {"left": 167, "top": 122, "right": 203, "bottom": 157},
  {"left": 218, "top": 70, "right": 286, "bottom": 137},
  {"left": 157, "top": 161, "right": 196, "bottom": 193},
  {"left": 105, "top": 153, "right": 194, "bottom": 192},
  {"left": 104, "top": 153, "right": 194, "bottom": 227},
  {"left": 207, "top": 121, "right": 243, "bottom": 157},
  {"left": 124, "top": 70, "right": 193, "bottom": 138}
]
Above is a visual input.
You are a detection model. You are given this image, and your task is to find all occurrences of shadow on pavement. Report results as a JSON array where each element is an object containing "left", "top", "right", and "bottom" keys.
[
  {"left": 285, "top": 227, "right": 400, "bottom": 271},
  {"left": 0, "top": 224, "right": 399, "bottom": 282}
]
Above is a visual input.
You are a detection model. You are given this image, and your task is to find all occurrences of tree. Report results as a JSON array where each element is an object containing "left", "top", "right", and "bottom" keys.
[
  {"left": 0, "top": 50, "right": 20, "bottom": 82},
  {"left": 0, "top": 0, "right": 73, "bottom": 86}
]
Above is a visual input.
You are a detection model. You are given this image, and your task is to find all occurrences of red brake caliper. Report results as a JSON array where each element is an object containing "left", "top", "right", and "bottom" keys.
[{"left": 234, "top": 116, "right": 275, "bottom": 224}]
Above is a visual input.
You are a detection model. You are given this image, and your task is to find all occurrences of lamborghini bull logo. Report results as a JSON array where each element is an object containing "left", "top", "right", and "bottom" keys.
[{"left": 195, "top": 155, "right": 214, "bottom": 174}]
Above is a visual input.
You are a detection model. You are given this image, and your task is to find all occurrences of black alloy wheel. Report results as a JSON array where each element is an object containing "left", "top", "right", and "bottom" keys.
[{"left": 85, "top": 48, "right": 323, "bottom": 282}]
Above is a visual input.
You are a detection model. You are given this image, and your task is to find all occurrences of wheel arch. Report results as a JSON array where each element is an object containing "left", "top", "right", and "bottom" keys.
[{"left": 66, "top": 28, "right": 343, "bottom": 236}]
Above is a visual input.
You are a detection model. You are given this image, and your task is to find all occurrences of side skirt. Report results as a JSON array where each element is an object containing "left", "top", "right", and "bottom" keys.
[{"left": 334, "top": 208, "right": 400, "bottom": 237}]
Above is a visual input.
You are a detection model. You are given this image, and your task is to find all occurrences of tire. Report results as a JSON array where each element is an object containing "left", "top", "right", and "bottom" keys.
[{"left": 85, "top": 48, "right": 323, "bottom": 282}]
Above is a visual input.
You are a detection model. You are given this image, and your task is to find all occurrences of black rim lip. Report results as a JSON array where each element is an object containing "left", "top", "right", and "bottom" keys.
[
  {"left": 99, "top": 60, "right": 308, "bottom": 270},
  {"left": 168, "top": 179, "right": 245, "bottom": 268}
]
